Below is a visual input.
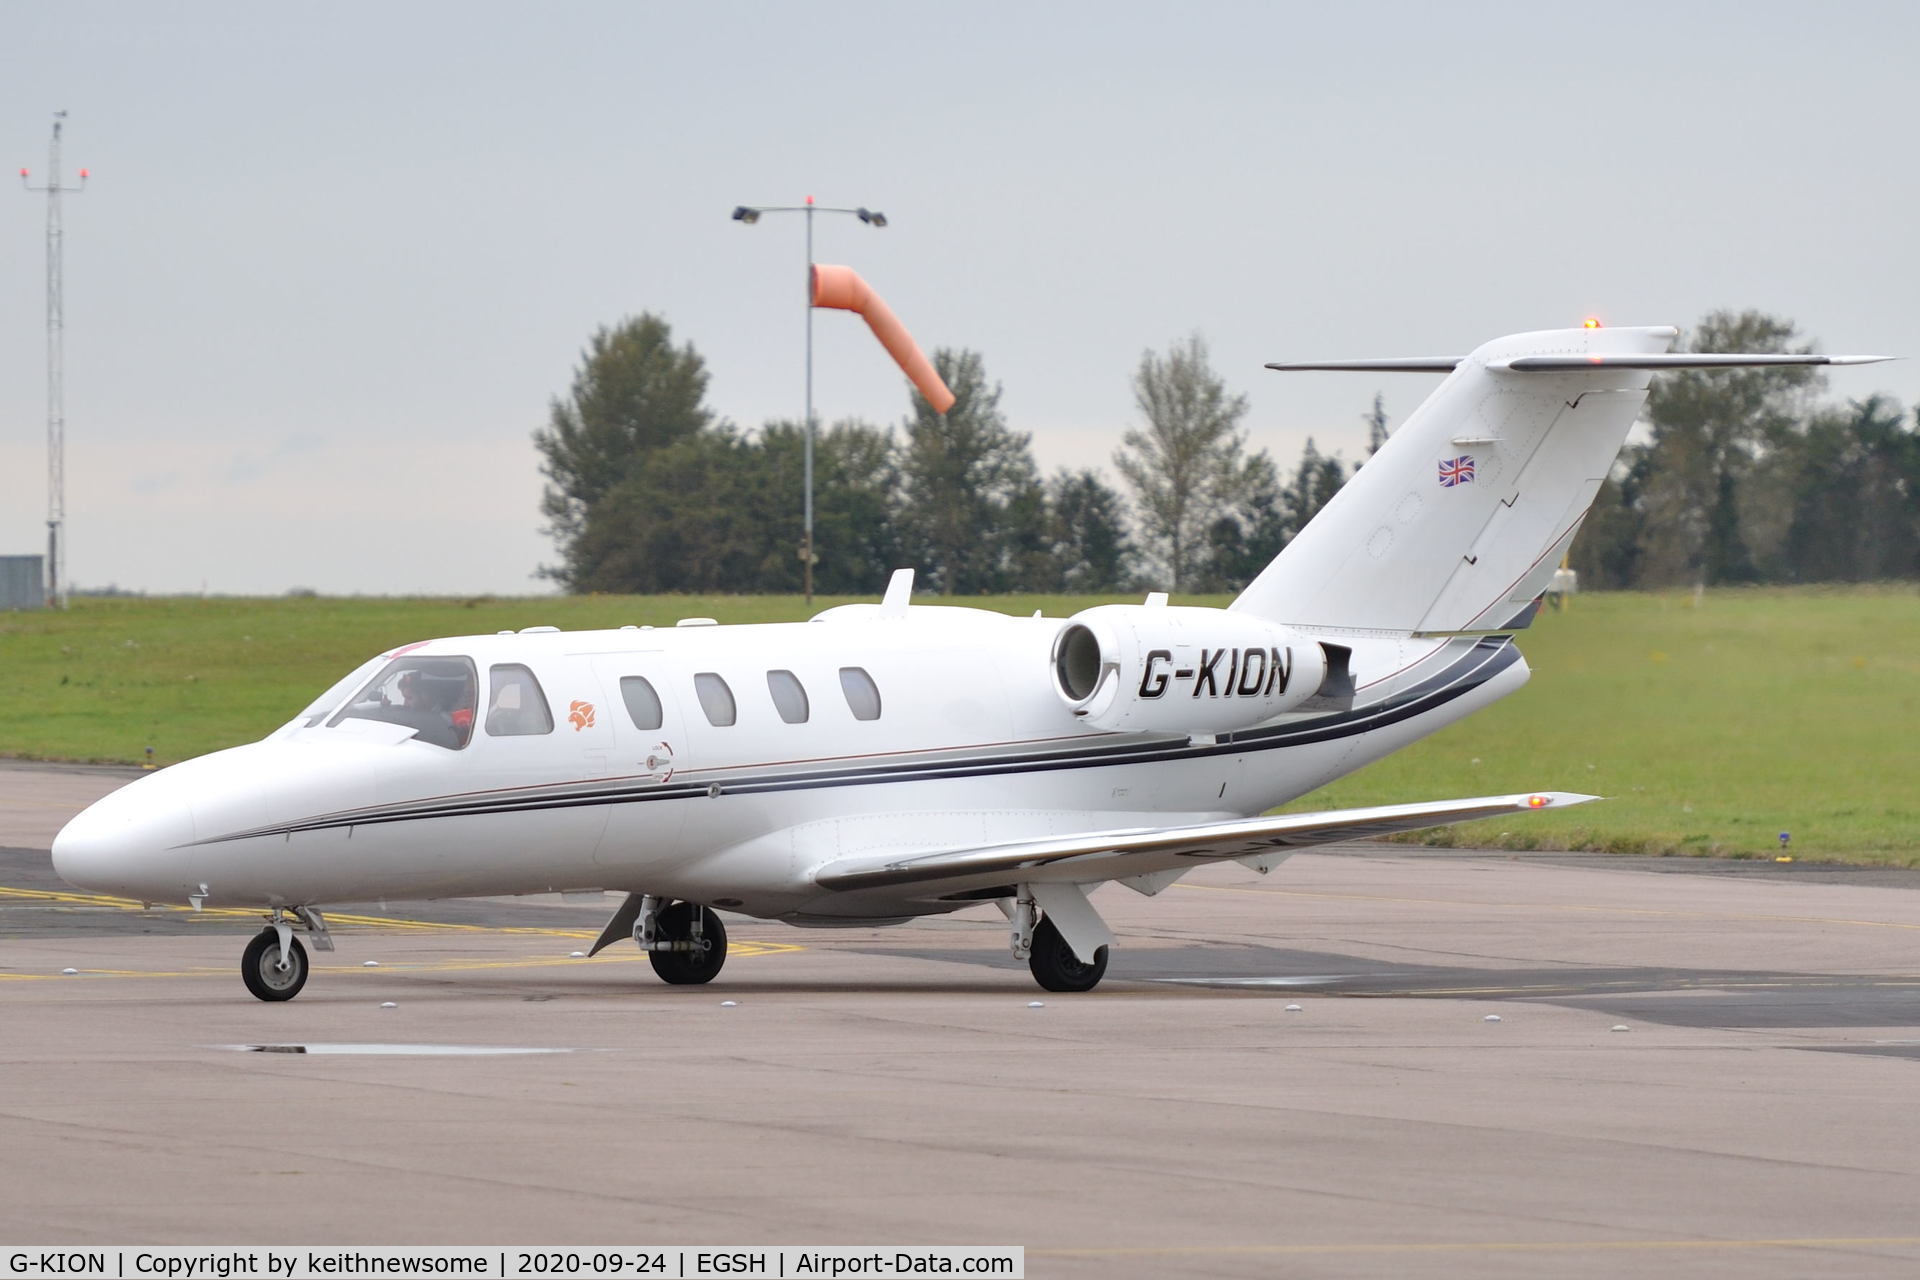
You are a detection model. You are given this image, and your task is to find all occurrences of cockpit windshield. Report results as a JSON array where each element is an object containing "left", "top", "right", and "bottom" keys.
[
  {"left": 326, "top": 655, "right": 479, "bottom": 750},
  {"left": 286, "top": 654, "right": 388, "bottom": 731}
]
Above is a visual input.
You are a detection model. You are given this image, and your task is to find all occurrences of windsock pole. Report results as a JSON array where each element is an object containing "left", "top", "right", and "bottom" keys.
[{"left": 730, "top": 198, "right": 892, "bottom": 604}]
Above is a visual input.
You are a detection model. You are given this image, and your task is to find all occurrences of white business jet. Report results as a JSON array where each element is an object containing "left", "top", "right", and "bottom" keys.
[{"left": 52, "top": 324, "right": 1889, "bottom": 1000}]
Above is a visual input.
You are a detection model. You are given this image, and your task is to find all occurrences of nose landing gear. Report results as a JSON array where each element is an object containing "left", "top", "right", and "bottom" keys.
[
  {"left": 240, "top": 906, "right": 333, "bottom": 1002},
  {"left": 242, "top": 927, "right": 309, "bottom": 1001}
]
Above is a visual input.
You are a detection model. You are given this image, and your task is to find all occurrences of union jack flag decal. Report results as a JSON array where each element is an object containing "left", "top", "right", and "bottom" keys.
[{"left": 1438, "top": 455, "right": 1476, "bottom": 487}]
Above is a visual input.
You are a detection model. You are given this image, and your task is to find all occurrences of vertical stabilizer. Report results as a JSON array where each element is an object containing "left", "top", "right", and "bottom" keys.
[{"left": 1233, "top": 325, "right": 1677, "bottom": 634}]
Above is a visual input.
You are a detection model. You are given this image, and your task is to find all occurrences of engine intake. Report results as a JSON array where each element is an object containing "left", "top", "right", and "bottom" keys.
[
  {"left": 1054, "top": 624, "right": 1107, "bottom": 702},
  {"left": 1050, "top": 604, "right": 1332, "bottom": 735}
]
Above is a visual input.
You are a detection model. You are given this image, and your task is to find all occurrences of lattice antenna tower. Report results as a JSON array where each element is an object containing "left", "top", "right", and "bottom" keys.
[{"left": 20, "top": 112, "right": 87, "bottom": 608}]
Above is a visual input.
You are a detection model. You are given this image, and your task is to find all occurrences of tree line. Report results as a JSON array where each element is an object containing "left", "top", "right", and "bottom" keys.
[
  {"left": 536, "top": 318, "right": 1349, "bottom": 595},
  {"left": 1570, "top": 311, "right": 1919, "bottom": 589},
  {"left": 537, "top": 309, "right": 1918, "bottom": 597}
]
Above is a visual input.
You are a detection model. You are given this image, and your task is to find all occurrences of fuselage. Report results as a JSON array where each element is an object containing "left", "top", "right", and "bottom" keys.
[{"left": 51, "top": 602, "right": 1528, "bottom": 922}]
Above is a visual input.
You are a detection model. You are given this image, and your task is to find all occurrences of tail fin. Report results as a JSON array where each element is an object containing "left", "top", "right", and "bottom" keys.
[{"left": 1232, "top": 325, "right": 1890, "bottom": 634}]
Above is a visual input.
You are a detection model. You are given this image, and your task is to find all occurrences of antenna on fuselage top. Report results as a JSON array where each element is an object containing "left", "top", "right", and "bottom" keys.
[{"left": 879, "top": 568, "right": 914, "bottom": 618}]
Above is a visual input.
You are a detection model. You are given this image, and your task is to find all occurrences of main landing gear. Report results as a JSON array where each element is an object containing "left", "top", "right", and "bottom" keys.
[
  {"left": 642, "top": 898, "right": 729, "bottom": 985},
  {"left": 587, "top": 893, "right": 731, "bottom": 985},
  {"left": 1027, "top": 915, "right": 1108, "bottom": 992},
  {"left": 1007, "top": 890, "right": 1110, "bottom": 993},
  {"left": 241, "top": 906, "right": 334, "bottom": 1002}
]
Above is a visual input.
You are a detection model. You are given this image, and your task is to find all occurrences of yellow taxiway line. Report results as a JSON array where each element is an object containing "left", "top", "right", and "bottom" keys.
[
  {"left": 0, "top": 942, "right": 803, "bottom": 983},
  {"left": 0, "top": 885, "right": 804, "bottom": 981},
  {"left": 0, "top": 885, "right": 607, "bottom": 936}
]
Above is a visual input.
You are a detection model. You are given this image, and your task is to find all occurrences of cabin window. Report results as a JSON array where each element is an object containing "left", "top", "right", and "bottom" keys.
[
  {"left": 694, "top": 672, "right": 737, "bottom": 727},
  {"left": 485, "top": 663, "right": 554, "bottom": 736},
  {"left": 839, "top": 666, "right": 883, "bottom": 721},
  {"left": 620, "top": 676, "right": 664, "bottom": 731},
  {"left": 327, "top": 655, "right": 477, "bottom": 750},
  {"left": 766, "top": 670, "right": 810, "bottom": 724}
]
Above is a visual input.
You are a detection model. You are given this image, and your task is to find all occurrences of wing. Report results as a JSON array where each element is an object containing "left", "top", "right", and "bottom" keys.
[{"left": 812, "top": 791, "right": 1597, "bottom": 894}]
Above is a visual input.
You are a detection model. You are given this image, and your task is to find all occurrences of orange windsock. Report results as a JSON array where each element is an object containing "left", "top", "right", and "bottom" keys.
[{"left": 810, "top": 263, "right": 955, "bottom": 414}]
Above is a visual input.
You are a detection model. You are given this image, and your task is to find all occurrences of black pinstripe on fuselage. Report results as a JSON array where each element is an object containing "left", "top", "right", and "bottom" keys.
[{"left": 188, "top": 636, "right": 1520, "bottom": 847}]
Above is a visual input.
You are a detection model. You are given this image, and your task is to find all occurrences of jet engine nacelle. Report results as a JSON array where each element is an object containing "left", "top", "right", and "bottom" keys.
[{"left": 1051, "top": 604, "right": 1330, "bottom": 735}]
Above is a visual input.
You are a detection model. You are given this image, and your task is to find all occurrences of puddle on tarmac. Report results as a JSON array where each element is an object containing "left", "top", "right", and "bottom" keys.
[{"left": 224, "top": 1043, "right": 580, "bottom": 1056}]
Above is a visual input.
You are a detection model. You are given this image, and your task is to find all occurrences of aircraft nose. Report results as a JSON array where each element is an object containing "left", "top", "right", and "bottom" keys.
[{"left": 51, "top": 780, "right": 197, "bottom": 899}]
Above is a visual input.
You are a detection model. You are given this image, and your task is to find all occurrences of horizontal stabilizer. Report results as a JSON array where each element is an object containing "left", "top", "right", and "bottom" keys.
[
  {"left": 1265, "top": 357, "right": 1461, "bottom": 373},
  {"left": 1495, "top": 352, "right": 1894, "bottom": 372},
  {"left": 1265, "top": 353, "right": 1893, "bottom": 374},
  {"left": 813, "top": 792, "right": 1597, "bottom": 894}
]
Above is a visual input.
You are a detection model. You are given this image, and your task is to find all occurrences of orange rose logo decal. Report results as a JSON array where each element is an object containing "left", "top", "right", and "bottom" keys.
[{"left": 567, "top": 700, "right": 596, "bottom": 731}]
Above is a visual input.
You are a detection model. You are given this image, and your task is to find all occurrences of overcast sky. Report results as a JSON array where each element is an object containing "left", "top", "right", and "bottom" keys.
[{"left": 3, "top": 0, "right": 1915, "bottom": 596}]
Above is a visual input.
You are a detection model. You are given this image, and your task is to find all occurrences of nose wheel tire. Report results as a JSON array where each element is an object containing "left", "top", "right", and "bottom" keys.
[
  {"left": 648, "top": 902, "right": 728, "bottom": 985},
  {"left": 1028, "top": 914, "right": 1108, "bottom": 992},
  {"left": 242, "top": 927, "right": 310, "bottom": 1002}
]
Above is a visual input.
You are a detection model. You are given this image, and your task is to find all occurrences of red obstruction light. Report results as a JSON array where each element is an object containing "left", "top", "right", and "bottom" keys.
[
  {"left": 1582, "top": 316, "right": 1602, "bottom": 329},
  {"left": 78, "top": 168, "right": 89, "bottom": 179}
]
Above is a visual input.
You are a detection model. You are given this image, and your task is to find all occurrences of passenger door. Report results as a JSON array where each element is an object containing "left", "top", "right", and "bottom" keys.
[{"left": 591, "top": 654, "right": 689, "bottom": 870}]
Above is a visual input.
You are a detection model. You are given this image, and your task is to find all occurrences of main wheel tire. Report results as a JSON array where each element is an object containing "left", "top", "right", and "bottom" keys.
[
  {"left": 242, "top": 927, "right": 309, "bottom": 1002},
  {"left": 1028, "top": 914, "right": 1108, "bottom": 993},
  {"left": 648, "top": 902, "right": 728, "bottom": 985},
  {"left": 1021, "top": 917, "right": 1113, "bottom": 997}
]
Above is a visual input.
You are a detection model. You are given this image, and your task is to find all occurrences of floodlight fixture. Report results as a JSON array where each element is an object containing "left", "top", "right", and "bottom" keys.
[{"left": 728, "top": 197, "right": 891, "bottom": 604}]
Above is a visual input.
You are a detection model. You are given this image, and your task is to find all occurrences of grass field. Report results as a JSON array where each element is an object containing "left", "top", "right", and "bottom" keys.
[
  {"left": 1289, "top": 586, "right": 1920, "bottom": 864},
  {"left": 2, "top": 586, "right": 1914, "bottom": 864}
]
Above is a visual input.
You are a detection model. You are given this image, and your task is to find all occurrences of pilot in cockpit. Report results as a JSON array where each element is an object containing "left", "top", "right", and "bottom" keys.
[{"left": 394, "top": 664, "right": 477, "bottom": 749}]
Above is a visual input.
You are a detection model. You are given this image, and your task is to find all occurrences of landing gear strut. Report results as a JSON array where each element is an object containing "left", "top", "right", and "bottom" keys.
[
  {"left": 589, "top": 894, "right": 734, "bottom": 984},
  {"left": 1005, "top": 887, "right": 1111, "bottom": 993},
  {"left": 640, "top": 898, "right": 729, "bottom": 985}
]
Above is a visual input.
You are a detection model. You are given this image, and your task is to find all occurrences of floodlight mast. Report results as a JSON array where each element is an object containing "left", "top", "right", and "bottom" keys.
[
  {"left": 20, "top": 112, "right": 87, "bottom": 609},
  {"left": 730, "top": 198, "right": 887, "bottom": 605}
]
